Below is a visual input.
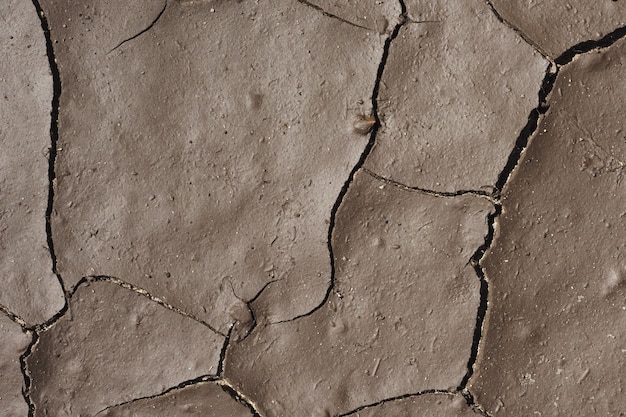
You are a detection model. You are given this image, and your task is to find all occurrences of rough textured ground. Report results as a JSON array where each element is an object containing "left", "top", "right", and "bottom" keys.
[{"left": 1, "top": 1, "right": 624, "bottom": 416}]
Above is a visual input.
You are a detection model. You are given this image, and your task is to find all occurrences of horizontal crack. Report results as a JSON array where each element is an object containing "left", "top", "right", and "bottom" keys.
[
  {"left": 555, "top": 23, "right": 626, "bottom": 65},
  {"left": 363, "top": 168, "right": 495, "bottom": 200},
  {"left": 93, "top": 374, "right": 218, "bottom": 416},
  {"left": 296, "top": 0, "right": 373, "bottom": 31},
  {"left": 67, "top": 275, "right": 226, "bottom": 336},
  {"left": 338, "top": 389, "right": 467, "bottom": 416}
]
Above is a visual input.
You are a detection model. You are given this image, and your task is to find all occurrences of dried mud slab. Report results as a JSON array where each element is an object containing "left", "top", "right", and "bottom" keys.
[
  {"left": 225, "top": 171, "right": 493, "bottom": 417},
  {"left": 0, "top": 0, "right": 64, "bottom": 324},
  {"left": 303, "top": 0, "right": 401, "bottom": 33},
  {"left": 364, "top": 0, "right": 547, "bottom": 193},
  {"left": 350, "top": 393, "right": 481, "bottom": 416},
  {"left": 44, "top": 0, "right": 386, "bottom": 332},
  {"left": 97, "top": 382, "right": 252, "bottom": 417},
  {"left": 489, "top": 0, "right": 626, "bottom": 58},
  {"left": 0, "top": 314, "right": 32, "bottom": 417},
  {"left": 469, "top": 39, "right": 626, "bottom": 415},
  {"left": 27, "top": 280, "right": 223, "bottom": 417}
]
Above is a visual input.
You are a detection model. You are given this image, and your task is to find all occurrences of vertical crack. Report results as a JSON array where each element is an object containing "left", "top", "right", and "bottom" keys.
[
  {"left": 278, "top": 0, "right": 409, "bottom": 324},
  {"left": 19, "top": 331, "right": 38, "bottom": 417},
  {"left": 30, "top": 0, "right": 69, "bottom": 310},
  {"left": 459, "top": 22, "right": 626, "bottom": 412}
]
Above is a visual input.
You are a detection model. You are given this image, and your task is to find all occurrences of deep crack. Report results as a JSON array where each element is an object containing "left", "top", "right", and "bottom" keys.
[{"left": 30, "top": 0, "right": 69, "bottom": 317}]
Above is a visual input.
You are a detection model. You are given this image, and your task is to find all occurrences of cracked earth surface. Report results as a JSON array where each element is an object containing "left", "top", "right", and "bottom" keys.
[{"left": 1, "top": 0, "right": 624, "bottom": 416}]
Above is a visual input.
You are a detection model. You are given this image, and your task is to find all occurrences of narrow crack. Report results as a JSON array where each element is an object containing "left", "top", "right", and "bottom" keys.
[
  {"left": 364, "top": 168, "right": 494, "bottom": 200},
  {"left": 484, "top": 0, "right": 550, "bottom": 60},
  {"left": 108, "top": 0, "right": 168, "bottom": 53},
  {"left": 296, "top": 0, "right": 372, "bottom": 31},
  {"left": 65, "top": 275, "right": 226, "bottom": 336},
  {"left": 218, "top": 380, "right": 263, "bottom": 417},
  {"left": 337, "top": 389, "right": 454, "bottom": 416},
  {"left": 274, "top": 0, "right": 408, "bottom": 325},
  {"left": 93, "top": 374, "right": 218, "bottom": 416}
]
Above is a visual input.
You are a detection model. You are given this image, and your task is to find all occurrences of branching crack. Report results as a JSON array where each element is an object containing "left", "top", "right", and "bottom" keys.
[
  {"left": 93, "top": 374, "right": 218, "bottom": 416},
  {"left": 108, "top": 0, "right": 168, "bottom": 53},
  {"left": 296, "top": 0, "right": 372, "bottom": 31}
]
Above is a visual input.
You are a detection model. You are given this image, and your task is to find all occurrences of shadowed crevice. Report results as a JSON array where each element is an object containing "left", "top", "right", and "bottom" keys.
[
  {"left": 30, "top": 0, "right": 69, "bottom": 324},
  {"left": 555, "top": 23, "right": 626, "bottom": 65}
]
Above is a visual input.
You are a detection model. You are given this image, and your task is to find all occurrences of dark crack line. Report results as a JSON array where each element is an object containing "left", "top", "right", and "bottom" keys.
[
  {"left": 364, "top": 168, "right": 494, "bottom": 199},
  {"left": 555, "top": 23, "right": 626, "bottom": 65},
  {"left": 30, "top": 0, "right": 69, "bottom": 318},
  {"left": 25, "top": 4, "right": 69, "bottom": 414},
  {"left": 460, "top": 19, "right": 626, "bottom": 413},
  {"left": 73, "top": 275, "right": 226, "bottom": 336},
  {"left": 108, "top": 0, "right": 167, "bottom": 53},
  {"left": 296, "top": 0, "right": 373, "bottom": 31},
  {"left": 493, "top": 63, "right": 556, "bottom": 194},
  {"left": 274, "top": 1, "right": 408, "bottom": 326},
  {"left": 217, "top": 325, "right": 234, "bottom": 376},
  {"left": 335, "top": 389, "right": 486, "bottom": 417},
  {"left": 219, "top": 381, "right": 263, "bottom": 417},
  {"left": 0, "top": 303, "right": 28, "bottom": 328},
  {"left": 457, "top": 205, "right": 500, "bottom": 390},
  {"left": 93, "top": 374, "right": 218, "bottom": 416},
  {"left": 19, "top": 330, "right": 38, "bottom": 417},
  {"left": 484, "top": 0, "right": 550, "bottom": 60}
]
